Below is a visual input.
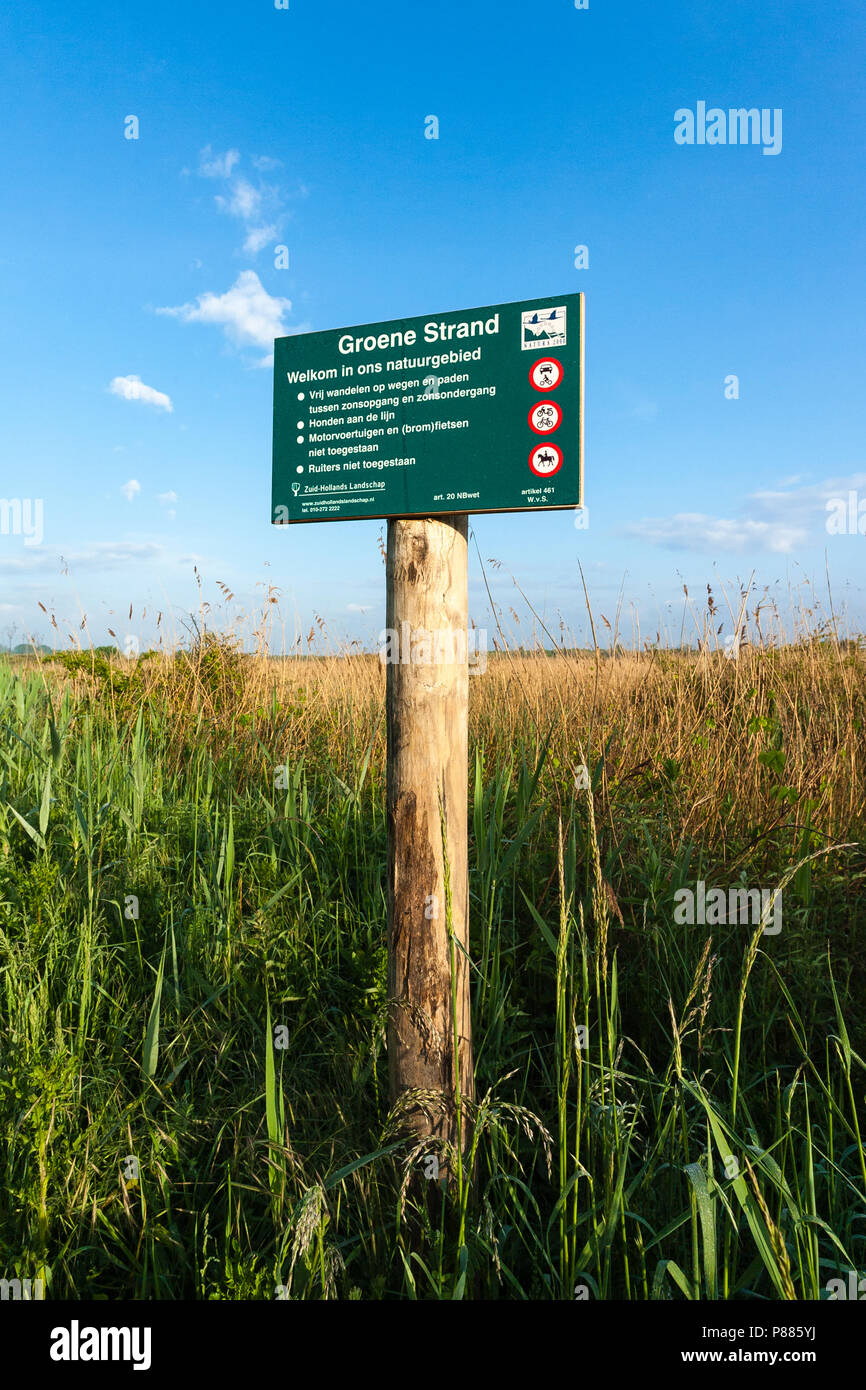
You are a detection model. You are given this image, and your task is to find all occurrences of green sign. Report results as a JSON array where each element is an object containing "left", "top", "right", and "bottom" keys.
[{"left": 272, "top": 292, "right": 584, "bottom": 525}]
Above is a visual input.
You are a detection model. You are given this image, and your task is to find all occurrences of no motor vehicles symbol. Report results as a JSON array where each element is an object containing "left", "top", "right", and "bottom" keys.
[{"left": 529, "top": 357, "right": 563, "bottom": 391}]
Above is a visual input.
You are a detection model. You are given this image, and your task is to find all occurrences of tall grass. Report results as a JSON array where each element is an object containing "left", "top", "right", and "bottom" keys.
[{"left": 0, "top": 610, "right": 864, "bottom": 1299}]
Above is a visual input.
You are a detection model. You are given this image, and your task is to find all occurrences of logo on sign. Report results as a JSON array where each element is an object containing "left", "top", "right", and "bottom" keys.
[
  {"left": 528, "top": 400, "right": 562, "bottom": 434},
  {"left": 529, "top": 443, "right": 563, "bottom": 477},
  {"left": 522, "top": 306, "right": 567, "bottom": 350},
  {"left": 529, "top": 357, "right": 563, "bottom": 391}
]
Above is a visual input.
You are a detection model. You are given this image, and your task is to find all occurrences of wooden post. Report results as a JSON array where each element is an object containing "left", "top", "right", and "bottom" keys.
[{"left": 386, "top": 513, "right": 474, "bottom": 1158}]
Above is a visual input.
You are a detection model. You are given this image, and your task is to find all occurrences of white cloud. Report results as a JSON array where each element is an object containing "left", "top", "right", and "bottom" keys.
[
  {"left": 196, "top": 147, "right": 291, "bottom": 257},
  {"left": 748, "top": 473, "right": 866, "bottom": 528},
  {"left": 109, "top": 375, "right": 173, "bottom": 413},
  {"left": 200, "top": 146, "right": 240, "bottom": 179},
  {"left": 0, "top": 541, "right": 163, "bottom": 575},
  {"left": 243, "top": 224, "right": 278, "bottom": 255},
  {"left": 216, "top": 178, "right": 262, "bottom": 221},
  {"left": 158, "top": 271, "right": 291, "bottom": 357},
  {"left": 626, "top": 473, "right": 866, "bottom": 555},
  {"left": 157, "top": 491, "right": 178, "bottom": 505},
  {"left": 121, "top": 479, "right": 141, "bottom": 503},
  {"left": 347, "top": 603, "right": 372, "bottom": 613},
  {"left": 626, "top": 512, "right": 804, "bottom": 554}
]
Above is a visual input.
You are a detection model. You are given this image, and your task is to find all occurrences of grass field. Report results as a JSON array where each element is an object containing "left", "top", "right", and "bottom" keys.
[{"left": 1, "top": 619, "right": 865, "bottom": 1300}]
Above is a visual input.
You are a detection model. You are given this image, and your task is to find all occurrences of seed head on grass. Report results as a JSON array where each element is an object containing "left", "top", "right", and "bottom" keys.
[{"left": 744, "top": 1157, "right": 797, "bottom": 1301}]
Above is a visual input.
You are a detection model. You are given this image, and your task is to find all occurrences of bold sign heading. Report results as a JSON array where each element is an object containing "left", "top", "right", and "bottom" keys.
[{"left": 272, "top": 292, "right": 584, "bottom": 524}]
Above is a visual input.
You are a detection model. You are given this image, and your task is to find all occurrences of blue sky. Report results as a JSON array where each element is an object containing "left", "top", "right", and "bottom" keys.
[{"left": 1, "top": 0, "right": 864, "bottom": 652}]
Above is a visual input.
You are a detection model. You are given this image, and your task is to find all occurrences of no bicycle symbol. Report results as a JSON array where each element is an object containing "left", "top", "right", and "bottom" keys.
[{"left": 528, "top": 399, "right": 563, "bottom": 434}]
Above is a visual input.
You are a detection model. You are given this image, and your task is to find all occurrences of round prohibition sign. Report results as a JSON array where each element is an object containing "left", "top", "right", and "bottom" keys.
[
  {"left": 528, "top": 399, "right": 563, "bottom": 434},
  {"left": 529, "top": 357, "right": 563, "bottom": 392},
  {"left": 529, "top": 442, "right": 563, "bottom": 477}
]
